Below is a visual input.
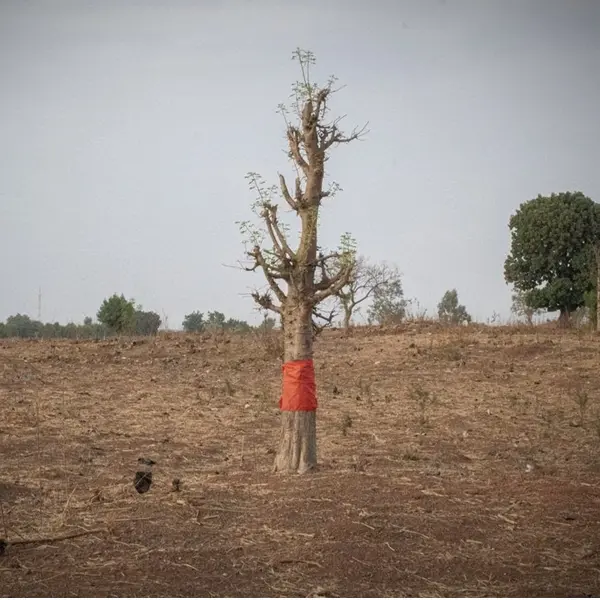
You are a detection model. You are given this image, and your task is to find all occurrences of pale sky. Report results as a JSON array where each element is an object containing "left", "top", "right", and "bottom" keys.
[{"left": 1, "top": 0, "right": 599, "bottom": 327}]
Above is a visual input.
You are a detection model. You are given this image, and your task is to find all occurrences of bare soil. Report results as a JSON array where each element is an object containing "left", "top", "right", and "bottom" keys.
[{"left": 1, "top": 325, "right": 600, "bottom": 597}]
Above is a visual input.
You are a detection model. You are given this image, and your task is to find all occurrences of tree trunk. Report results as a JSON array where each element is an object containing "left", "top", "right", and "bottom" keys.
[
  {"left": 343, "top": 306, "right": 352, "bottom": 330},
  {"left": 274, "top": 302, "right": 317, "bottom": 474},
  {"left": 558, "top": 308, "right": 571, "bottom": 328},
  {"left": 596, "top": 247, "right": 600, "bottom": 333}
]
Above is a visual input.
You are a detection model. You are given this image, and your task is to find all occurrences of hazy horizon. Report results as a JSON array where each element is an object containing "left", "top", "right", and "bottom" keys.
[{"left": 2, "top": 0, "right": 599, "bottom": 328}]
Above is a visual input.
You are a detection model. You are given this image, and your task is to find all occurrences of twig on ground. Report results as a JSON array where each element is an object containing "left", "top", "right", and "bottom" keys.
[
  {"left": 274, "top": 558, "right": 323, "bottom": 568},
  {"left": 3, "top": 528, "right": 106, "bottom": 548},
  {"left": 352, "top": 520, "right": 376, "bottom": 530},
  {"left": 59, "top": 486, "right": 77, "bottom": 526}
]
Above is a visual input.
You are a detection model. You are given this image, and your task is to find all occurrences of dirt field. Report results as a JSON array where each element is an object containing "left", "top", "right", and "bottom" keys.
[{"left": 1, "top": 325, "right": 600, "bottom": 597}]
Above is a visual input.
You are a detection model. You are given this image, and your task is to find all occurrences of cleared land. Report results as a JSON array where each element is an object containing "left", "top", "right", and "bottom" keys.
[{"left": 1, "top": 325, "right": 600, "bottom": 597}]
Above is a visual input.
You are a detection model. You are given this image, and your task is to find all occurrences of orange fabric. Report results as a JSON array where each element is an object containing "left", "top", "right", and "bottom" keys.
[{"left": 279, "top": 359, "right": 318, "bottom": 411}]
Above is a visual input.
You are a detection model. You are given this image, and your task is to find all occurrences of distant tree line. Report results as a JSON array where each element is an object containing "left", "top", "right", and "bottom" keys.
[
  {"left": 182, "top": 310, "right": 274, "bottom": 333},
  {"left": 328, "top": 238, "right": 472, "bottom": 328},
  {"left": 0, "top": 294, "right": 270, "bottom": 339},
  {"left": 0, "top": 283, "right": 478, "bottom": 340},
  {"left": 0, "top": 314, "right": 109, "bottom": 340}
]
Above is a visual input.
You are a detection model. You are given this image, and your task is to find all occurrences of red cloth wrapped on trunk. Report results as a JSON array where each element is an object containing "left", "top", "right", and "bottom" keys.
[{"left": 279, "top": 359, "right": 318, "bottom": 411}]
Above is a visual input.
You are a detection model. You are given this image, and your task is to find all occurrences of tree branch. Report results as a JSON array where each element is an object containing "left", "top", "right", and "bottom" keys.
[
  {"left": 294, "top": 176, "right": 304, "bottom": 205},
  {"left": 314, "top": 252, "right": 341, "bottom": 265},
  {"left": 278, "top": 173, "right": 299, "bottom": 211},
  {"left": 352, "top": 288, "right": 377, "bottom": 306},
  {"left": 312, "top": 262, "right": 354, "bottom": 304},
  {"left": 246, "top": 246, "right": 287, "bottom": 304},
  {"left": 251, "top": 291, "right": 282, "bottom": 314},
  {"left": 261, "top": 204, "right": 296, "bottom": 261},
  {"left": 262, "top": 209, "right": 284, "bottom": 258},
  {"left": 313, "top": 252, "right": 346, "bottom": 291},
  {"left": 320, "top": 121, "right": 370, "bottom": 151},
  {"left": 287, "top": 127, "right": 309, "bottom": 174},
  {"left": 2, "top": 529, "right": 105, "bottom": 550},
  {"left": 312, "top": 304, "right": 337, "bottom": 337},
  {"left": 314, "top": 88, "right": 330, "bottom": 124},
  {"left": 244, "top": 251, "right": 287, "bottom": 280}
]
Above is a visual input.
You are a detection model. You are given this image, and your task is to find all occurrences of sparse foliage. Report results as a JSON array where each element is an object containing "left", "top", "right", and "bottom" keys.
[
  {"left": 437, "top": 289, "right": 471, "bottom": 325},
  {"left": 511, "top": 289, "right": 542, "bottom": 325},
  {"left": 366, "top": 266, "right": 406, "bottom": 326},
  {"left": 240, "top": 48, "right": 367, "bottom": 474},
  {"left": 404, "top": 298, "right": 428, "bottom": 321},
  {"left": 334, "top": 247, "right": 402, "bottom": 329}
]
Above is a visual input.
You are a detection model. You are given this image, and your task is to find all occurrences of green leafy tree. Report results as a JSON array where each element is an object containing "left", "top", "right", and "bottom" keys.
[
  {"left": 504, "top": 192, "right": 598, "bottom": 326},
  {"left": 225, "top": 318, "right": 252, "bottom": 333},
  {"left": 0, "top": 316, "right": 110, "bottom": 340},
  {"left": 437, "top": 289, "right": 472, "bottom": 324},
  {"left": 206, "top": 311, "right": 226, "bottom": 331},
  {"left": 42, "top": 322, "right": 61, "bottom": 338},
  {"left": 366, "top": 266, "right": 406, "bottom": 325},
  {"left": 590, "top": 203, "right": 600, "bottom": 331},
  {"left": 96, "top": 294, "right": 135, "bottom": 334},
  {"left": 80, "top": 317, "right": 107, "bottom": 340},
  {"left": 5, "top": 314, "right": 42, "bottom": 338},
  {"left": 182, "top": 311, "right": 205, "bottom": 332},
  {"left": 134, "top": 310, "right": 161, "bottom": 335},
  {"left": 63, "top": 322, "right": 79, "bottom": 339}
]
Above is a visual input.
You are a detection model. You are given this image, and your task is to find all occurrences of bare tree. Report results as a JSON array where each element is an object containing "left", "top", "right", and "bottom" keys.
[
  {"left": 240, "top": 49, "right": 367, "bottom": 474},
  {"left": 335, "top": 253, "right": 402, "bottom": 330},
  {"left": 510, "top": 289, "right": 541, "bottom": 326},
  {"left": 367, "top": 265, "right": 406, "bottom": 325}
]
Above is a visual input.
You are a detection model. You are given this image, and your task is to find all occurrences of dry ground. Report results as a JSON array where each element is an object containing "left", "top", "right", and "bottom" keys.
[{"left": 1, "top": 325, "right": 600, "bottom": 597}]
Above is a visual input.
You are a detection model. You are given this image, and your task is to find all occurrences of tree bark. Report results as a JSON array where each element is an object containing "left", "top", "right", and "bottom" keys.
[
  {"left": 274, "top": 301, "right": 317, "bottom": 474},
  {"left": 597, "top": 266, "right": 600, "bottom": 333},
  {"left": 595, "top": 247, "right": 600, "bottom": 333},
  {"left": 558, "top": 308, "right": 571, "bottom": 328},
  {"left": 343, "top": 305, "right": 352, "bottom": 330}
]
